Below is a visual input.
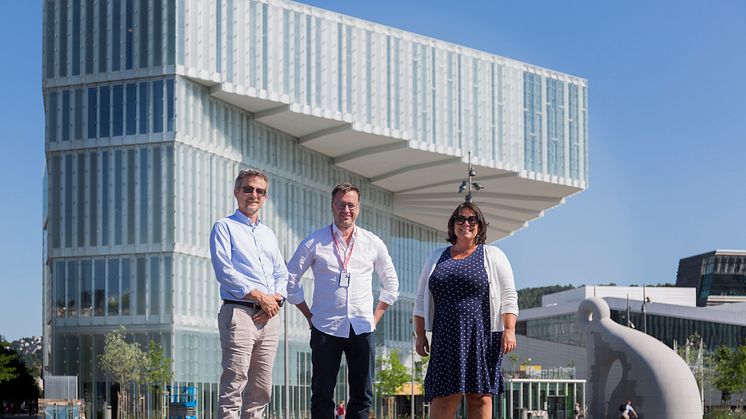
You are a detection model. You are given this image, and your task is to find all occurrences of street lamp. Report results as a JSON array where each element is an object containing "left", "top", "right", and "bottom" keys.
[{"left": 458, "top": 152, "right": 485, "bottom": 202}]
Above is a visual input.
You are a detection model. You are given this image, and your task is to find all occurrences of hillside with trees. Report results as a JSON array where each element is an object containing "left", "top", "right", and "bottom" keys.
[{"left": 518, "top": 285, "right": 576, "bottom": 309}]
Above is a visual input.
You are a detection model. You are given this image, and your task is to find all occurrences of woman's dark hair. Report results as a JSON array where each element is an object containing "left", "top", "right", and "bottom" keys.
[{"left": 446, "top": 201, "right": 489, "bottom": 245}]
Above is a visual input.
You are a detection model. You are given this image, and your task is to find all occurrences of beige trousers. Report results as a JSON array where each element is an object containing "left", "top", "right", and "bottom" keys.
[{"left": 218, "top": 303, "right": 281, "bottom": 419}]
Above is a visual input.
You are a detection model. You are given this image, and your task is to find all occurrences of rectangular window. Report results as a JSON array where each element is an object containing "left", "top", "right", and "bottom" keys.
[
  {"left": 55, "top": 261, "right": 66, "bottom": 317},
  {"left": 164, "top": 256, "right": 172, "bottom": 314},
  {"left": 80, "top": 260, "right": 92, "bottom": 317},
  {"left": 153, "top": 0, "right": 163, "bottom": 67},
  {"left": 113, "top": 85, "right": 124, "bottom": 136},
  {"left": 150, "top": 257, "right": 160, "bottom": 315},
  {"left": 87, "top": 87, "right": 97, "bottom": 139},
  {"left": 85, "top": 0, "right": 94, "bottom": 74},
  {"left": 72, "top": 0, "right": 81, "bottom": 75},
  {"left": 94, "top": 260, "right": 106, "bottom": 316},
  {"left": 49, "top": 92, "right": 58, "bottom": 142},
  {"left": 77, "top": 153, "right": 85, "bottom": 247},
  {"left": 167, "top": 0, "right": 175, "bottom": 66},
  {"left": 166, "top": 79, "right": 174, "bottom": 132},
  {"left": 152, "top": 80, "right": 164, "bottom": 133},
  {"left": 114, "top": 150, "right": 123, "bottom": 245},
  {"left": 62, "top": 90, "right": 70, "bottom": 142},
  {"left": 99, "top": 86, "right": 110, "bottom": 138},
  {"left": 121, "top": 258, "right": 131, "bottom": 315},
  {"left": 89, "top": 152, "right": 98, "bottom": 246},
  {"left": 139, "top": 0, "right": 149, "bottom": 68},
  {"left": 127, "top": 149, "right": 136, "bottom": 244},
  {"left": 215, "top": 0, "right": 221, "bottom": 73},
  {"left": 138, "top": 82, "right": 149, "bottom": 134},
  {"left": 45, "top": 1, "right": 55, "bottom": 78},
  {"left": 74, "top": 89, "right": 83, "bottom": 140},
  {"left": 152, "top": 147, "right": 161, "bottom": 242},
  {"left": 125, "top": 0, "right": 134, "bottom": 69},
  {"left": 139, "top": 148, "right": 149, "bottom": 243},
  {"left": 64, "top": 155, "right": 73, "bottom": 248},
  {"left": 126, "top": 83, "right": 137, "bottom": 135},
  {"left": 165, "top": 145, "right": 174, "bottom": 243},
  {"left": 108, "top": 259, "right": 120, "bottom": 315},
  {"left": 51, "top": 156, "right": 61, "bottom": 248},
  {"left": 136, "top": 257, "right": 146, "bottom": 315},
  {"left": 67, "top": 261, "right": 78, "bottom": 317},
  {"left": 59, "top": 0, "right": 68, "bottom": 77},
  {"left": 112, "top": 0, "right": 121, "bottom": 71},
  {"left": 98, "top": 0, "right": 108, "bottom": 73},
  {"left": 101, "top": 151, "right": 108, "bottom": 245}
]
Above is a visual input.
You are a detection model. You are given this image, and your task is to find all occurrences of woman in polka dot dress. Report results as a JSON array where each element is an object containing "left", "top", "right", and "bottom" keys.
[{"left": 413, "top": 202, "right": 519, "bottom": 419}]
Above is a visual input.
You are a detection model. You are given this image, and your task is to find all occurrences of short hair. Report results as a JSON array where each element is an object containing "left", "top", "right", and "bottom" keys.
[
  {"left": 234, "top": 169, "right": 269, "bottom": 190},
  {"left": 446, "top": 201, "right": 489, "bottom": 245},
  {"left": 331, "top": 182, "right": 361, "bottom": 201}
]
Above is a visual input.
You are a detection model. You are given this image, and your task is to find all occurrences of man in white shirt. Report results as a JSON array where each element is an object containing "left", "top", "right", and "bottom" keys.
[{"left": 287, "top": 182, "right": 399, "bottom": 419}]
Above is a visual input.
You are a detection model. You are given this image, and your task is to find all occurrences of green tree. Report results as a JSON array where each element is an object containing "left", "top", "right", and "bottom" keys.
[
  {"left": 0, "top": 338, "right": 19, "bottom": 383},
  {"left": 517, "top": 284, "right": 576, "bottom": 309},
  {"left": 712, "top": 345, "right": 746, "bottom": 404},
  {"left": 99, "top": 326, "right": 145, "bottom": 387},
  {"left": 0, "top": 338, "right": 40, "bottom": 404},
  {"left": 143, "top": 340, "right": 173, "bottom": 388},
  {"left": 376, "top": 349, "right": 411, "bottom": 396}
]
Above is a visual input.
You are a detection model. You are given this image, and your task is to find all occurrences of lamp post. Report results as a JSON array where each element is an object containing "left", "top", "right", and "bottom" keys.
[{"left": 458, "top": 152, "right": 484, "bottom": 202}]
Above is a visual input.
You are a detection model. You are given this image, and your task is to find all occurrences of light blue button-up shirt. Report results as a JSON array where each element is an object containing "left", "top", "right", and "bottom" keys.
[{"left": 210, "top": 210, "right": 288, "bottom": 301}]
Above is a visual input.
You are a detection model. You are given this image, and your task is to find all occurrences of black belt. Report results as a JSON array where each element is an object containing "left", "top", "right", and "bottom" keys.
[{"left": 223, "top": 299, "right": 260, "bottom": 309}]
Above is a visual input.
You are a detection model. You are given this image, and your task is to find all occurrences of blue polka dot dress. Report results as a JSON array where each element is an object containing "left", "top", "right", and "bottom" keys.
[{"left": 424, "top": 244, "right": 505, "bottom": 401}]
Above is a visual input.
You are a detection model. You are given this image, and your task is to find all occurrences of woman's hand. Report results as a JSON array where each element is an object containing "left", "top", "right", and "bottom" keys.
[
  {"left": 415, "top": 334, "right": 430, "bottom": 357},
  {"left": 502, "top": 328, "right": 517, "bottom": 354}
]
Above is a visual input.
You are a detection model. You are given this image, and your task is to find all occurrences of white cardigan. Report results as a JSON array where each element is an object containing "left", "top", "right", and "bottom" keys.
[{"left": 413, "top": 244, "right": 519, "bottom": 332}]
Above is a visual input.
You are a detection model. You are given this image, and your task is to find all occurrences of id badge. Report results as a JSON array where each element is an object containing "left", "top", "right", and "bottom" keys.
[{"left": 339, "top": 270, "right": 351, "bottom": 287}]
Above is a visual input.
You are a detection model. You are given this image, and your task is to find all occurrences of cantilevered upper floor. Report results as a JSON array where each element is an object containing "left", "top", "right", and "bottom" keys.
[{"left": 42, "top": 0, "right": 588, "bottom": 240}]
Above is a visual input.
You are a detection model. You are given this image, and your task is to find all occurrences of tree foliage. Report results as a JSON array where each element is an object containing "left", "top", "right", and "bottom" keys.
[
  {"left": 143, "top": 340, "right": 173, "bottom": 388},
  {"left": 0, "top": 338, "right": 40, "bottom": 401},
  {"left": 99, "top": 326, "right": 145, "bottom": 386},
  {"left": 375, "top": 349, "right": 411, "bottom": 397},
  {"left": 0, "top": 338, "right": 20, "bottom": 383},
  {"left": 517, "top": 285, "right": 576, "bottom": 309},
  {"left": 712, "top": 344, "right": 746, "bottom": 404}
]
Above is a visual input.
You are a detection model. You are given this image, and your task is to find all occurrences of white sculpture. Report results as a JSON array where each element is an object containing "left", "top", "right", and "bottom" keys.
[{"left": 577, "top": 297, "right": 702, "bottom": 418}]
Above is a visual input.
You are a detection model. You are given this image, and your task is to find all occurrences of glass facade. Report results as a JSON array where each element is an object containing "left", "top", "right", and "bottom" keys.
[{"left": 43, "top": 1, "right": 588, "bottom": 418}]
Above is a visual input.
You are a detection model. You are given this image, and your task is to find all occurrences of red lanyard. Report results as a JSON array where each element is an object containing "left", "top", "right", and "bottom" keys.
[{"left": 330, "top": 224, "right": 355, "bottom": 272}]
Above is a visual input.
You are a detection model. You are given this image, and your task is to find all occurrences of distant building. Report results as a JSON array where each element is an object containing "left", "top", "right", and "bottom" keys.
[{"left": 676, "top": 250, "right": 746, "bottom": 306}]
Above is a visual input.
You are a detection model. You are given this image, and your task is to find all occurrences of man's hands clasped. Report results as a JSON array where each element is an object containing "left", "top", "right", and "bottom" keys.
[{"left": 248, "top": 291, "right": 285, "bottom": 324}]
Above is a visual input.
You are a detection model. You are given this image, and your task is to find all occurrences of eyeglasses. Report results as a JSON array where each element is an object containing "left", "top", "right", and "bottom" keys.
[
  {"left": 240, "top": 186, "right": 267, "bottom": 197},
  {"left": 334, "top": 202, "right": 358, "bottom": 211},
  {"left": 454, "top": 215, "right": 479, "bottom": 225}
]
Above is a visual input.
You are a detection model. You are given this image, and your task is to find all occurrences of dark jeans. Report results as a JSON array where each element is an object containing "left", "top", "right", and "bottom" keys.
[{"left": 310, "top": 325, "right": 374, "bottom": 419}]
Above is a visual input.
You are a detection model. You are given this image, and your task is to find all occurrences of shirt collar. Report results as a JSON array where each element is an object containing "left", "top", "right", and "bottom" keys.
[
  {"left": 331, "top": 223, "right": 357, "bottom": 242},
  {"left": 234, "top": 209, "right": 262, "bottom": 227}
]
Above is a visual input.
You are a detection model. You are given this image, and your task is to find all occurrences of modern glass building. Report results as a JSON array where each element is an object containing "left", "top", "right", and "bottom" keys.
[
  {"left": 676, "top": 250, "right": 746, "bottom": 306},
  {"left": 41, "top": 0, "right": 588, "bottom": 417}
]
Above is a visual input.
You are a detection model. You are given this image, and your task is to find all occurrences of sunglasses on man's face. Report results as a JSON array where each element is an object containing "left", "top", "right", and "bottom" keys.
[
  {"left": 240, "top": 186, "right": 267, "bottom": 197},
  {"left": 454, "top": 215, "right": 479, "bottom": 225}
]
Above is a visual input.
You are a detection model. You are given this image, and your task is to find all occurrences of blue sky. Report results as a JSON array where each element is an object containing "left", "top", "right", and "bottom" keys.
[{"left": 1, "top": 1, "right": 744, "bottom": 341}]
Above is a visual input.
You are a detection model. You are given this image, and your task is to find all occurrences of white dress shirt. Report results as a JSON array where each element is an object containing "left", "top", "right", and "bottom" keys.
[
  {"left": 210, "top": 210, "right": 288, "bottom": 301},
  {"left": 287, "top": 224, "right": 399, "bottom": 337}
]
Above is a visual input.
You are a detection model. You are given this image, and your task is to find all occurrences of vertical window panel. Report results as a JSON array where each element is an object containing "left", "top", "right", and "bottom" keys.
[
  {"left": 139, "top": 0, "right": 149, "bottom": 68},
  {"left": 127, "top": 149, "right": 136, "bottom": 244},
  {"left": 77, "top": 153, "right": 85, "bottom": 247},
  {"left": 70, "top": 0, "right": 83, "bottom": 76},
  {"left": 215, "top": 0, "right": 221, "bottom": 74},
  {"left": 113, "top": 85, "right": 124, "bottom": 136},
  {"left": 87, "top": 87, "right": 97, "bottom": 139},
  {"left": 108, "top": 259, "right": 120, "bottom": 315},
  {"left": 166, "top": 79, "right": 174, "bottom": 132},
  {"left": 166, "top": 0, "right": 175, "bottom": 66},
  {"left": 136, "top": 257, "right": 146, "bottom": 315},
  {"left": 125, "top": 0, "right": 134, "bottom": 69},
  {"left": 98, "top": 0, "right": 108, "bottom": 73},
  {"left": 59, "top": 0, "right": 68, "bottom": 77},
  {"left": 165, "top": 145, "right": 174, "bottom": 243},
  {"left": 153, "top": 147, "right": 162, "bottom": 243},
  {"left": 112, "top": 0, "right": 121, "bottom": 71},
  {"left": 99, "top": 86, "right": 110, "bottom": 138},
  {"left": 126, "top": 83, "right": 137, "bottom": 135},
  {"left": 67, "top": 261, "right": 78, "bottom": 317},
  {"left": 64, "top": 155, "right": 73, "bottom": 248},
  {"left": 152, "top": 80, "right": 164, "bottom": 133},
  {"left": 45, "top": 1, "right": 56, "bottom": 78},
  {"left": 55, "top": 261, "right": 66, "bottom": 317},
  {"left": 62, "top": 90, "right": 71, "bottom": 142},
  {"left": 139, "top": 148, "right": 149, "bottom": 243},
  {"left": 94, "top": 260, "right": 106, "bottom": 316},
  {"left": 150, "top": 257, "right": 160, "bottom": 315},
  {"left": 49, "top": 92, "right": 58, "bottom": 142},
  {"left": 89, "top": 152, "right": 98, "bottom": 246},
  {"left": 74, "top": 89, "right": 83, "bottom": 140},
  {"left": 85, "top": 0, "right": 94, "bottom": 74},
  {"left": 164, "top": 256, "right": 172, "bottom": 315},
  {"left": 153, "top": 0, "right": 163, "bottom": 67},
  {"left": 80, "top": 260, "right": 92, "bottom": 317},
  {"left": 114, "top": 150, "right": 123, "bottom": 245},
  {"left": 51, "top": 155, "right": 61, "bottom": 248},
  {"left": 138, "top": 82, "right": 149, "bottom": 134},
  {"left": 121, "top": 258, "right": 131, "bottom": 315}
]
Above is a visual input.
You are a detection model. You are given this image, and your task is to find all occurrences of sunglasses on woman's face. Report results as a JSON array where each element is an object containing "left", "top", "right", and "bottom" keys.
[
  {"left": 241, "top": 186, "right": 267, "bottom": 196},
  {"left": 454, "top": 215, "right": 479, "bottom": 225}
]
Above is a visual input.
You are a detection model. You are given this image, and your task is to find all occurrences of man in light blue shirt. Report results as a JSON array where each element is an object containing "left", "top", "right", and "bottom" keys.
[{"left": 210, "top": 169, "right": 288, "bottom": 419}]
